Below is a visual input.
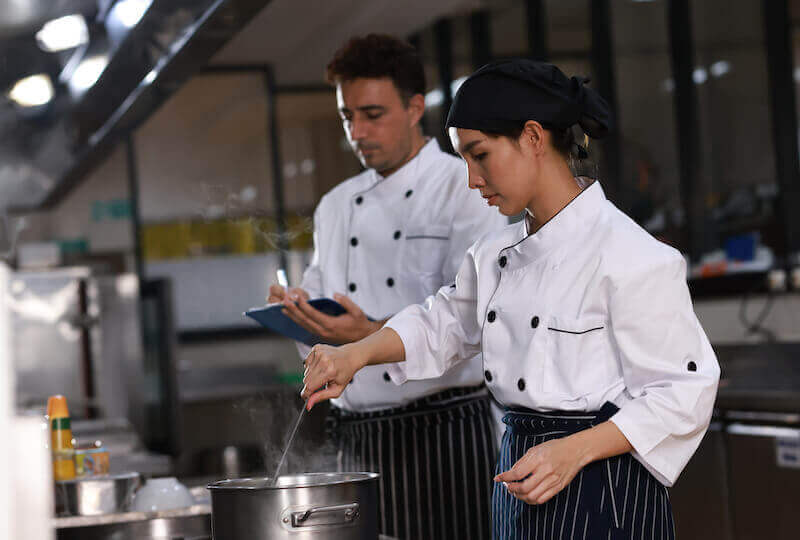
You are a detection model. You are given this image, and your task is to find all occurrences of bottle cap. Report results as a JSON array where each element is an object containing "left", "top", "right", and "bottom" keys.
[{"left": 47, "top": 395, "right": 70, "bottom": 419}]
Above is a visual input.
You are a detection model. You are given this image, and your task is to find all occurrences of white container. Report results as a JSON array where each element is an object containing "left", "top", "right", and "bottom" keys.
[
  {"left": 131, "top": 477, "right": 194, "bottom": 512},
  {"left": 17, "top": 242, "right": 61, "bottom": 269}
]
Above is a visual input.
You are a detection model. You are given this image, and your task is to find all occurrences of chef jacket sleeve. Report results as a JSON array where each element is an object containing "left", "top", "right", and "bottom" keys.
[
  {"left": 384, "top": 245, "right": 482, "bottom": 384},
  {"left": 294, "top": 205, "right": 326, "bottom": 361},
  {"left": 608, "top": 253, "right": 720, "bottom": 486},
  {"left": 442, "top": 186, "right": 506, "bottom": 284}
]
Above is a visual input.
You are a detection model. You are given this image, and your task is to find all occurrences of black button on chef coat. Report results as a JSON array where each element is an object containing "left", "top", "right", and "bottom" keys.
[
  {"left": 687, "top": 361, "right": 697, "bottom": 372},
  {"left": 499, "top": 256, "right": 507, "bottom": 268},
  {"left": 350, "top": 237, "right": 358, "bottom": 246},
  {"left": 394, "top": 230, "right": 401, "bottom": 240},
  {"left": 487, "top": 310, "right": 496, "bottom": 323},
  {"left": 383, "top": 372, "right": 391, "bottom": 382},
  {"left": 484, "top": 370, "right": 493, "bottom": 382},
  {"left": 517, "top": 378, "right": 526, "bottom": 391},
  {"left": 355, "top": 196, "right": 363, "bottom": 204},
  {"left": 386, "top": 277, "right": 395, "bottom": 287},
  {"left": 349, "top": 283, "right": 357, "bottom": 292},
  {"left": 405, "top": 189, "right": 413, "bottom": 198},
  {"left": 531, "top": 316, "right": 540, "bottom": 328}
]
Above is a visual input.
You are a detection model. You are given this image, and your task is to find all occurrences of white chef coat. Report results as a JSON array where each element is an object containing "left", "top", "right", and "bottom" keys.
[
  {"left": 298, "top": 138, "right": 508, "bottom": 412},
  {"left": 385, "top": 180, "right": 720, "bottom": 486}
]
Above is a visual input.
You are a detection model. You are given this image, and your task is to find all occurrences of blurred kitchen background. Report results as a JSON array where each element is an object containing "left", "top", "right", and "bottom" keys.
[{"left": 1, "top": 0, "right": 800, "bottom": 538}]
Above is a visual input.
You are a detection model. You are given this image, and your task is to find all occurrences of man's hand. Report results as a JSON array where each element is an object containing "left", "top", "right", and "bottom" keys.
[
  {"left": 281, "top": 292, "right": 382, "bottom": 344},
  {"left": 267, "top": 285, "right": 309, "bottom": 304}
]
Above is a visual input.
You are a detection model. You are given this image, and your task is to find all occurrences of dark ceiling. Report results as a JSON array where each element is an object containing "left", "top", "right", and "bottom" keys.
[{"left": 0, "top": 0, "right": 272, "bottom": 211}]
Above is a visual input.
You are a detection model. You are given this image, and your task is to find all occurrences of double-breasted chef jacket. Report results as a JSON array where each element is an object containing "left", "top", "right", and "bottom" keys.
[
  {"left": 386, "top": 180, "right": 720, "bottom": 486},
  {"left": 299, "top": 138, "right": 508, "bottom": 412}
]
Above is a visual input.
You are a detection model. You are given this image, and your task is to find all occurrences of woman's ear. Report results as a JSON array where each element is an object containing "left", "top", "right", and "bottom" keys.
[{"left": 521, "top": 120, "right": 545, "bottom": 155}]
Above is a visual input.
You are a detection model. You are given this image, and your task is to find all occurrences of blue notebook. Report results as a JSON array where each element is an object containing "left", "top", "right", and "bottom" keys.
[{"left": 244, "top": 298, "right": 347, "bottom": 346}]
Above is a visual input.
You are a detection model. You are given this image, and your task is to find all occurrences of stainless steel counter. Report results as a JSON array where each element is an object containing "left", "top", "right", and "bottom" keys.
[
  {"left": 714, "top": 342, "right": 800, "bottom": 413},
  {"left": 54, "top": 487, "right": 211, "bottom": 540}
]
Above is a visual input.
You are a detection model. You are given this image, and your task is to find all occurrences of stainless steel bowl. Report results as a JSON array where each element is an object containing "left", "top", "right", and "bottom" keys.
[{"left": 55, "top": 471, "right": 141, "bottom": 517}]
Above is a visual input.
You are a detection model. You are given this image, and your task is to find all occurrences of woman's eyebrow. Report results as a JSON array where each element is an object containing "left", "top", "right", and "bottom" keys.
[{"left": 459, "top": 139, "right": 482, "bottom": 154}]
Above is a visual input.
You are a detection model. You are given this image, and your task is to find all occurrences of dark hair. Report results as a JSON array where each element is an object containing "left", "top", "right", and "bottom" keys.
[
  {"left": 325, "top": 34, "right": 426, "bottom": 104},
  {"left": 484, "top": 124, "right": 583, "bottom": 161}
]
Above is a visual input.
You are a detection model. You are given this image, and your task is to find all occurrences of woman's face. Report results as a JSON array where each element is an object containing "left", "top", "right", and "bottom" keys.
[{"left": 449, "top": 126, "right": 540, "bottom": 216}]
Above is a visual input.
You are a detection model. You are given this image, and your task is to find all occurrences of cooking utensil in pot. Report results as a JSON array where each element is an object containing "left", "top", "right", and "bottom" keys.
[
  {"left": 272, "top": 402, "right": 307, "bottom": 485},
  {"left": 208, "top": 472, "right": 379, "bottom": 539}
]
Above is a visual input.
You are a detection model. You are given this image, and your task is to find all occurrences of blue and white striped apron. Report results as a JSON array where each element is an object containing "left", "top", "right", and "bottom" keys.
[{"left": 493, "top": 402, "right": 675, "bottom": 540}]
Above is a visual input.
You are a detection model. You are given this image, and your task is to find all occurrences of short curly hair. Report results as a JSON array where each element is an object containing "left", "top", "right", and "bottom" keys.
[{"left": 325, "top": 34, "right": 426, "bottom": 104}]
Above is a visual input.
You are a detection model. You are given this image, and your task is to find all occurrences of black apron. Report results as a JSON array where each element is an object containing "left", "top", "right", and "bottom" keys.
[
  {"left": 330, "top": 385, "right": 497, "bottom": 540},
  {"left": 492, "top": 402, "right": 675, "bottom": 540}
]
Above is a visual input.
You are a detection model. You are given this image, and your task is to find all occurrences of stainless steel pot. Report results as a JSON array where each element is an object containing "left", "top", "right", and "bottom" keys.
[
  {"left": 207, "top": 472, "right": 379, "bottom": 539},
  {"left": 54, "top": 471, "right": 141, "bottom": 516}
]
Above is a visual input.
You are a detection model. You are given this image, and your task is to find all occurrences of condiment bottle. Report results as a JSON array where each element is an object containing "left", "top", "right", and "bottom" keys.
[{"left": 47, "top": 395, "right": 76, "bottom": 481}]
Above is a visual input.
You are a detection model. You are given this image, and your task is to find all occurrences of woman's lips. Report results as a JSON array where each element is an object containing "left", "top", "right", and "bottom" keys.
[{"left": 485, "top": 194, "right": 499, "bottom": 206}]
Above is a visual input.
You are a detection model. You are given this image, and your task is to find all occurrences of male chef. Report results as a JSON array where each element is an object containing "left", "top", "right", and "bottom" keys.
[{"left": 268, "top": 34, "right": 506, "bottom": 540}]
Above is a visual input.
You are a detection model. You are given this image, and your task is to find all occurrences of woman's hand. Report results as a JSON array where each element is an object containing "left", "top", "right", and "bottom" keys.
[
  {"left": 495, "top": 435, "right": 590, "bottom": 505},
  {"left": 300, "top": 343, "right": 369, "bottom": 409},
  {"left": 495, "top": 421, "right": 633, "bottom": 505}
]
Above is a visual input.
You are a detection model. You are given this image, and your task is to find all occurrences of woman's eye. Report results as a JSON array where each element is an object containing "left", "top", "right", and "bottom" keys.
[
  {"left": 474, "top": 152, "right": 488, "bottom": 161},
  {"left": 367, "top": 113, "right": 382, "bottom": 120}
]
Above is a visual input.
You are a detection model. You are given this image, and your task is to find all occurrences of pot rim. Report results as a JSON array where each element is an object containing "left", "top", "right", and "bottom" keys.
[{"left": 206, "top": 471, "right": 379, "bottom": 491}]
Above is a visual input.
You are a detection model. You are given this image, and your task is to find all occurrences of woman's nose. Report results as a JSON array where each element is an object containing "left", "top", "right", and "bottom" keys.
[{"left": 467, "top": 165, "right": 485, "bottom": 190}]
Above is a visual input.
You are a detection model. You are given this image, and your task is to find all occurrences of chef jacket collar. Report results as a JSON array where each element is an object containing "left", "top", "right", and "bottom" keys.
[
  {"left": 360, "top": 138, "right": 442, "bottom": 195},
  {"left": 500, "top": 180, "right": 606, "bottom": 270}
]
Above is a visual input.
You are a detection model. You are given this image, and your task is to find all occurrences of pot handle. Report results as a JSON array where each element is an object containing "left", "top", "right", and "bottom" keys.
[{"left": 290, "top": 502, "right": 360, "bottom": 527}]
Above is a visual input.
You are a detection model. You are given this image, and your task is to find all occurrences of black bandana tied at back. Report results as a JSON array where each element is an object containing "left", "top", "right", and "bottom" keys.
[{"left": 445, "top": 59, "right": 612, "bottom": 143}]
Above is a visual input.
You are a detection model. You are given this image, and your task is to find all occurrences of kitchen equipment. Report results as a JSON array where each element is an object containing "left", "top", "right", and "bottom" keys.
[
  {"left": 272, "top": 404, "right": 307, "bottom": 485},
  {"left": 55, "top": 471, "right": 141, "bottom": 516},
  {"left": 208, "top": 472, "right": 379, "bottom": 539},
  {"left": 54, "top": 504, "right": 211, "bottom": 540},
  {"left": 131, "top": 477, "right": 194, "bottom": 512},
  {"left": 190, "top": 444, "right": 265, "bottom": 478}
]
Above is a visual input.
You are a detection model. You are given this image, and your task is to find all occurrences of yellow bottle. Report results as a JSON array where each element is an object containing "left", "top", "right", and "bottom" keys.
[{"left": 47, "top": 395, "right": 76, "bottom": 481}]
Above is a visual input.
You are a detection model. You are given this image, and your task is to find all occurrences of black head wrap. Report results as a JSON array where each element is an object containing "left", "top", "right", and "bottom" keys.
[{"left": 446, "top": 59, "right": 613, "bottom": 143}]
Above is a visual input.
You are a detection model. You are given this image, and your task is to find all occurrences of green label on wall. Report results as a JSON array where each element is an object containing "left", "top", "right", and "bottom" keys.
[{"left": 91, "top": 199, "right": 132, "bottom": 222}]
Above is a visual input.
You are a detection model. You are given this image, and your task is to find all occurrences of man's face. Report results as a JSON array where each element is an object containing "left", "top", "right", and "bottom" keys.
[{"left": 336, "top": 77, "right": 423, "bottom": 174}]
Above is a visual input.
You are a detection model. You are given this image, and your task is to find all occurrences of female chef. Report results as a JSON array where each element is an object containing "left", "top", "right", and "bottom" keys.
[{"left": 300, "top": 59, "right": 720, "bottom": 539}]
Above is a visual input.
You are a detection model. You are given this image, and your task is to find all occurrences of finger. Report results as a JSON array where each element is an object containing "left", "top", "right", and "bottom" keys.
[
  {"left": 306, "top": 383, "right": 345, "bottom": 409},
  {"left": 303, "top": 348, "right": 317, "bottom": 375},
  {"left": 289, "top": 287, "right": 310, "bottom": 301},
  {"left": 302, "top": 356, "right": 335, "bottom": 399},
  {"left": 283, "top": 301, "right": 327, "bottom": 336},
  {"left": 269, "top": 284, "right": 286, "bottom": 299},
  {"left": 294, "top": 296, "right": 338, "bottom": 328},
  {"left": 495, "top": 456, "right": 537, "bottom": 483},
  {"left": 505, "top": 471, "right": 543, "bottom": 496},
  {"left": 527, "top": 483, "right": 562, "bottom": 506},
  {"left": 333, "top": 293, "right": 364, "bottom": 317},
  {"left": 508, "top": 472, "right": 555, "bottom": 500}
]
